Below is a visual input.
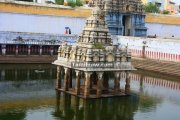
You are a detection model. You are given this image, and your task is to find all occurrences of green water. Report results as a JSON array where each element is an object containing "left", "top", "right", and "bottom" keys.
[{"left": 0, "top": 64, "right": 180, "bottom": 120}]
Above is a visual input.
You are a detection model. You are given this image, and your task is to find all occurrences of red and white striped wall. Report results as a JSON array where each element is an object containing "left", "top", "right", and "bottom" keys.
[{"left": 129, "top": 49, "right": 180, "bottom": 62}]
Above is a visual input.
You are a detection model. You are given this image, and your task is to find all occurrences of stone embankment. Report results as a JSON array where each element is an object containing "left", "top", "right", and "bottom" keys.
[
  {"left": 132, "top": 57, "right": 180, "bottom": 77},
  {"left": 0, "top": 55, "right": 56, "bottom": 63}
]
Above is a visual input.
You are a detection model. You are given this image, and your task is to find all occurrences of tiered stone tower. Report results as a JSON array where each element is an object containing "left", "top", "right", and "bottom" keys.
[
  {"left": 53, "top": 4, "right": 135, "bottom": 99},
  {"left": 91, "top": 0, "right": 147, "bottom": 37}
]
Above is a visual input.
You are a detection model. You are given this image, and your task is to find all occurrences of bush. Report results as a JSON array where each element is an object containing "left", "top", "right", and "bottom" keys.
[
  {"left": 55, "top": 0, "right": 64, "bottom": 5},
  {"left": 144, "top": 3, "right": 160, "bottom": 13},
  {"left": 67, "top": 0, "right": 76, "bottom": 8},
  {"left": 163, "top": 10, "right": 170, "bottom": 14},
  {"left": 76, "top": 0, "right": 83, "bottom": 6}
]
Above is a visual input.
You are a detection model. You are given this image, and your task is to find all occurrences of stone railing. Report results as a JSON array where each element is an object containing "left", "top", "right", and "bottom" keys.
[{"left": 0, "top": 31, "right": 78, "bottom": 45}]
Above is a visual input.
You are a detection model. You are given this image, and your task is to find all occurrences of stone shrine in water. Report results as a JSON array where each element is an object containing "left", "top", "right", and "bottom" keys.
[{"left": 53, "top": 4, "right": 135, "bottom": 99}]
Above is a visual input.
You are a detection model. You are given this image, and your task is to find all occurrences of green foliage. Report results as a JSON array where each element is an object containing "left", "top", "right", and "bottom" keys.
[
  {"left": 55, "top": 0, "right": 83, "bottom": 7},
  {"left": 163, "top": 10, "right": 170, "bottom": 14},
  {"left": 144, "top": 3, "right": 160, "bottom": 13},
  {"left": 93, "top": 43, "right": 105, "bottom": 49},
  {"left": 46, "top": 1, "right": 55, "bottom": 4},
  {"left": 76, "top": 0, "right": 83, "bottom": 6},
  {"left": 67, "top": 0, "right": 76, "bottom": 8},
  {"left": 55, "top": 0, "right": 64, "bottom": 5}
]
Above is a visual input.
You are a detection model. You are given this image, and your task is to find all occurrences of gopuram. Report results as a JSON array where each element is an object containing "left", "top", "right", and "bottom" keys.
[
  {"left": 53, "top": 3, "right": 135, "bottom": 99},
  {"left": 91, "top": 0, "right": 147, "bottom": 36}
]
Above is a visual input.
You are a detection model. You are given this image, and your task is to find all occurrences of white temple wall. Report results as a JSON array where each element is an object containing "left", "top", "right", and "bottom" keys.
[
  {"left": 117, "top": 36, "right": 180, "bottom": 62},
  {"left": 0, "top": 12, "right": 86, "bottom": 35},
  {"left": 146, "top": 23, "right": 180, "bottom": 38},
  {"left": 0, "top": 12, "right": 180, "bottom": 38}
]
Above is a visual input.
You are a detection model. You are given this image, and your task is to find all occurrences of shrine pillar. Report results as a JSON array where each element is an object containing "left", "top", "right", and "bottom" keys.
[
  {"left": 75, "top": 70, "right": 81, "bottom": 95},
  {"left": 114, "top": 72, "right": 120, "bottom": 94},
  {"left": 63, "top": 67, "right": 69, "bottom": 91},
  {"left": 56, "top": 66, "right": 61, "bottom": 89},
  {"left": 68, "top": 69, "right": 72, "bottom": 89},
  {"left": 84, "top": 72, "right": 91, "bottom": 98},
  {"left": 97, "top": 72, "right": 103, "bottom": 97}
]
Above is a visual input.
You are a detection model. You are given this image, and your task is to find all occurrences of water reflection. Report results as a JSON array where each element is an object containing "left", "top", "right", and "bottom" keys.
[
  {"left": 0, "top": 111, "right": 26, "bottom": 120},
  {"left": 0, "top": 64, "right": 57, "bottom": 102},
  {"left": 54, "top": 91, "right": 139, "bottom": 120},
  {"left": 0, "top": 64, "right": 180, "bottom": 120},
  {"left": 131, "top": 73, "right": 180, "bottom": 91},
  {"left": 0, "top": 64, "right": 56, "bottom": 81}
]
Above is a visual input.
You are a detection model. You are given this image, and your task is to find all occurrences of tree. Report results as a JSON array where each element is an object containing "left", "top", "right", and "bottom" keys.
[
  {"left": 144, "top": 3, "right": 160, "bottom": 13},
  {"left": 76, "top": 0, "right": 83, "bottom": 6},
  {"left": 55, "top": 0, "right": 64, "bottom": 5},
  {"left": 67, "top": 0, "right": 76, "bottom": 8}
]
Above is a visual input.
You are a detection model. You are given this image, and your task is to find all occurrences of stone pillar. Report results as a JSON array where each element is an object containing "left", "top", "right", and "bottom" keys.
[
  {"left": 84, "top": 72, "right": 91, "bottom": 98},
  {"left": 1, "top": 44, "right": 6, "bottom": 55},
  {"left": 28, "top": 45, "right": 31, "bottom": 56},
  {"left": 131, "top": 15, "right": 135, "bottom": 36},
  {"left": 125, "top": 71, "right": 130, "bottom": 95},
  {"left": 15, "top": 45, "right": 18, "bottom": 55},
  {"left": 39, "top": 46, "right": 42, "bottom": 56},
  {"left": 119, "top": 15, "right": 123, "bottom": 35},
  {"left": 50, "top": 46, "right": 54, "bottom": 56},
  {"left": 114, "top": 72, "right": 120, "bottom": 94},
  {"left": 56, "top": 66, "right": 61, "bottom": 89},
  {"left": 97, "top": 72, "right": 103, "bottom": 97},
  {"left": 68, "top": 69, "right": 72, "bottom": 89},
  {"left": 142, "top": 41, "right": 147, "bottom": 58},
  {"left": 75, "top": 70, "right": 81, "bottom": 95},
  {"left": 142, "top": 45, "right": 145, "bottom": 58},
  {"left": 63, "top": 67, "right": 69, "bottom": 91}
]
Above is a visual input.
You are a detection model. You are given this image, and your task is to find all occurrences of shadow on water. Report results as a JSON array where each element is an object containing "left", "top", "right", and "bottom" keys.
[
  {"left": 0, "top": 112, "right": 25, "bottom": 120},
  {"left": 53, "top": 91, "right": 139, "bottom": 120},
  {"left": 0, "top": 64, "right": 57, "bottom": 81}
]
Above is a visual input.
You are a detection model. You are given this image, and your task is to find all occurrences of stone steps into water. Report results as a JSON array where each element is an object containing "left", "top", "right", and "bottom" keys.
[{"left": 132, "top": 57, "right": 180, "bottom": 77}]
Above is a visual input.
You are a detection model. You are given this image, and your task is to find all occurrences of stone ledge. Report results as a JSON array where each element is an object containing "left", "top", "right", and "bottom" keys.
[{"left": 0, "top": 55, "right": 56, "bottom": 63}]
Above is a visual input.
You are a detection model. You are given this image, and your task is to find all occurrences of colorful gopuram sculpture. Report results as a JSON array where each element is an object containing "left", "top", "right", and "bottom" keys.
[{"left": 91, "top": 0, "right": 147, "bottom": 36}]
